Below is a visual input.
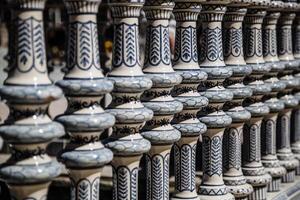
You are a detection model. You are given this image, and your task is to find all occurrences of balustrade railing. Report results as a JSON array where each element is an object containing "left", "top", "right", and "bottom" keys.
[{"left": 1, "top": 0, "right": 300, "bottom": 200}]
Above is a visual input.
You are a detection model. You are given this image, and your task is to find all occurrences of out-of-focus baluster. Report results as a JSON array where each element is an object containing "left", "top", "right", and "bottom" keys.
[
  {"left": 277, "top": 0, "right": 300, "bottom": 183},
  {"left": 55, "top": 1, "right": 115, "bottom": 199},
  {"left": 0, "top": 0, "right": 65, "bottom": 199},
  {"left": 261, "top": 0, "right": 287, "bottom": 192},
  {"left": 242, "top": 1, "right": 273, "bottom": 199}
]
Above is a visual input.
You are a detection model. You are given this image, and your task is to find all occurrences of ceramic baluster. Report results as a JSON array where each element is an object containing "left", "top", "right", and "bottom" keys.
[
  {"left": 141, "top": 1, "right": 183, "bottom": 199},
  {"left": 54, "top": 1, "right": 115, "bottom": 199},
  {"left": 104, "top": 1, "right": 153, "bottom": 199},
  {"left": 196, "top": 1, "right": 235, "bottom": 200},
  {"left": 291, "top": 1, "right": 300, "bottom": 175},
  {"left": 261, "top": 0, "right": 287, "bottom": 192},
  {"left": 277, "top": 0, "right": 300, "bottom": 183},
  {"left": 222, "top": 1, "right": 254, "bottom": 199},
  {"left": 242, "top": 1, "right": 273, "bottom": 199},
  {"left": 171, "top": 1, "right": 208, "bottom": 199},
  {"left": 0, "top": 0, "right": 65, "bottom": 199}
]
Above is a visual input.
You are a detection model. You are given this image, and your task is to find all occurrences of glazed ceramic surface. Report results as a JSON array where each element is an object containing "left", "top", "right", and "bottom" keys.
[
  {"left": 55, "top": 1, "right": 115, "bottom": 200},
  {"left": 105, "top": 1, "right": 153, "bottom": 199},
  {"left": 0, "top": 0, "right": 65, "bottom": 199}
]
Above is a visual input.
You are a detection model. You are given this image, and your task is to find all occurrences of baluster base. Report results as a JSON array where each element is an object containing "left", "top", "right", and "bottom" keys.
[
  {"left": 224, "top": 181, "right": 253, "bottom": 200},
  {"left": 198, "top": 185, "right": 234, "bottom": 200},
  {"left": 248, "top": 185, "right": 267, "bottom": 200},
  {"left": 282, "top": 169, "right": 296, "bottom": 183},
  {"left": 243, "top": 173, "right": 271, "bottom": 200},
  {"left": 267, "top": 177, "right": 281, "bottom": 192}
]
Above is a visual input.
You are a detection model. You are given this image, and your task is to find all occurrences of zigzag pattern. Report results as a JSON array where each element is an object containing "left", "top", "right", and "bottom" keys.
[
  {"left": 192, "top": 28, "right": 198, "bottom": 62},
  {"left": 68, "top": 21, "right": 100, "bottom": 71},
  {"left": 162, "top": 27, "right": 171, "bottom": 65},
  {"left": 228, "top": 128, "right": 241, "bottom": 170},
  {"left": 131, "top": 168, "right": 138, "bottom": 200},
  {"left": 92, "top": 24, "right": 101, "bottom": 69},
  {"left": 149, "top": 27, "right": 161, "bottom": 66},
  {"left": 174, "top": 144, "right": 181, "bottom": 191},
  {"left": 199, "top": 28, "right": 206, "bottom": 62},
  {"left": 245, "top": 27, "right": 255, "bottom": 57},
  {"left": 203, "top": 135, "right": 222, "bottom": 177},
  {"left": 180, "top": 145, "right": 193, "bottom": 191},
  {"left": 113, "top": 23, "right": 123, "bottom": 67},
  {"left": 18, "top": 18, "right": 32, "bottom": 69},
  {"left": 117, "top": 167, "right": 129, "bottom": 200},
  {"left": 146, "top": 24, "right": 171, "bottom": 66},
  {"left": 278, "top": 28, "right": 292, "bottom": 55},
  {"left": 112, "top": 167, "right": 118, "bottom": 200},
  {"left": 265, "top": 119, "right": 275, "bottom": 155},
  {"left": 174, "top": 28, "right": 181, "bottom": 62},
  {"left": 224, "top": 28, "right": 243, "bottom": 58},
  {"left": 124, "top": 24, "right": 138, "bottom": 67},
  {"left": 206, "top": 27, "right": 223, "bottom": 62},
  {"left": 191, "top": 144, "right": 196, "bottom": 189},
  {"left": 91, "top": 177, "right": 100, "bottom": 200},
  {"left": 79, "top": 23, "right": 92, "bottom": 69},
  {"left": 146, "top": 155, "right": 152, "bottom": 200},
  {"left": 77, "top": 180, "right": 90, "bottom": 200},
  {"left": 249, "top": 124, "right": 260, "bottom": 162},
  {"left": 33, "top": 22, "right": 46, "bottom": 71},
  {"left": 152, "top": 155, "right": 163, "bottom": 200},
  {"left": 279, "top": 114, "right": 290, "bottom": 148},
  {"left": 223, "top": 130, "right": 229, "bottom": 170},
  {"left": 286, "top": 29, "right": 293, "bottom": 54},
  {"left": 68, "top": 22, "right": 76, "bottom": 71},
  {"left": 270, "top": 29, "right": 277, "bottom": 56},
  {"left": 181, "top": 27, "right": 192, "bottom": 62},
  {"left": 163, "top": 153, "right": 170, "bottom": 199},
  {"left": 257, "top": 28, "right": 263, "bottom": 56}
]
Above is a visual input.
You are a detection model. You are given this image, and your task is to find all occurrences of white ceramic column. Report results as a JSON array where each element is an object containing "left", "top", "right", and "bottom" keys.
[
  {"left": 105, "top": 1, "right": 153, "bottom": 199},
  {"left": 222, "top": 1, "right": 254, "bottom": 199},
  {"left": 196, "top": 1, "right": 234, "bottom": 200},
  {"left": 0, "top": 0, "right": 65, "bottom": 199},
  {"left": 55, "top": 1, "right": 115, "bottom": 199},
  {"left": 142, "top": 1, "right": 183, "bottom": 199},
  {"left": 171, "top": 1, "right": 208, "bottom": 199}
]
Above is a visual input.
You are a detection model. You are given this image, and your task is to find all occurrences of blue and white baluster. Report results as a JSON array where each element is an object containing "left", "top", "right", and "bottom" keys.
[
  {"left": 105, "top": 1, "right": 154, "bottom": 200},
  {"left": 171, "top": 1, "right": 208, "bottom": 199},
  {"left": 55, "top": 1, "right": 115, "bottom": 199},
  {"left": 196, "top": 1, "right": 235, "bottom": 200},
  {"left": 0, "top": 0, "right": 65, "bottom": 199},
  {"left": 222, "top": 1, "right": 254, "bottom": 199},
  {"left": 141, "top": 1, "right": 183, "bottom": 199}
]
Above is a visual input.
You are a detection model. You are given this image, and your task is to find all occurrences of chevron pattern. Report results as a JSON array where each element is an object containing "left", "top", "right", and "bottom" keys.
[
  {"left": 224, "top": 27, "right": 243, "bottom": 58},
  {"left": 145, "top": 153, "right": 170, "bottom": 200},
  {"left": 91, "top": 177, "right": 100, "bottom": 200},
  {"left": 17, "top": 17, "right": 47, "bottom": 73},
  {"left": 228, "top": 128, "right": 242, "bottom": 170},
  {"left": 77, "top": 180, "right": 90, "bottom": 200},
  {"left": 174, "top": 143, "right": 196, "bottom": 192},
  {"left": 68, "top": 20, "right": 101, "bottom": 71},
  {"left": 278, "top": 28, "right": 293, "bottom": 55},
  {"left": 145, "top": 24, "right": 171, "bottom": 67},
  {"left": 204, "top": 27, "right": 224, "bottom": 62},
  {"left": 203, "top": 135, "right": 223, "bottom": 177}
]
